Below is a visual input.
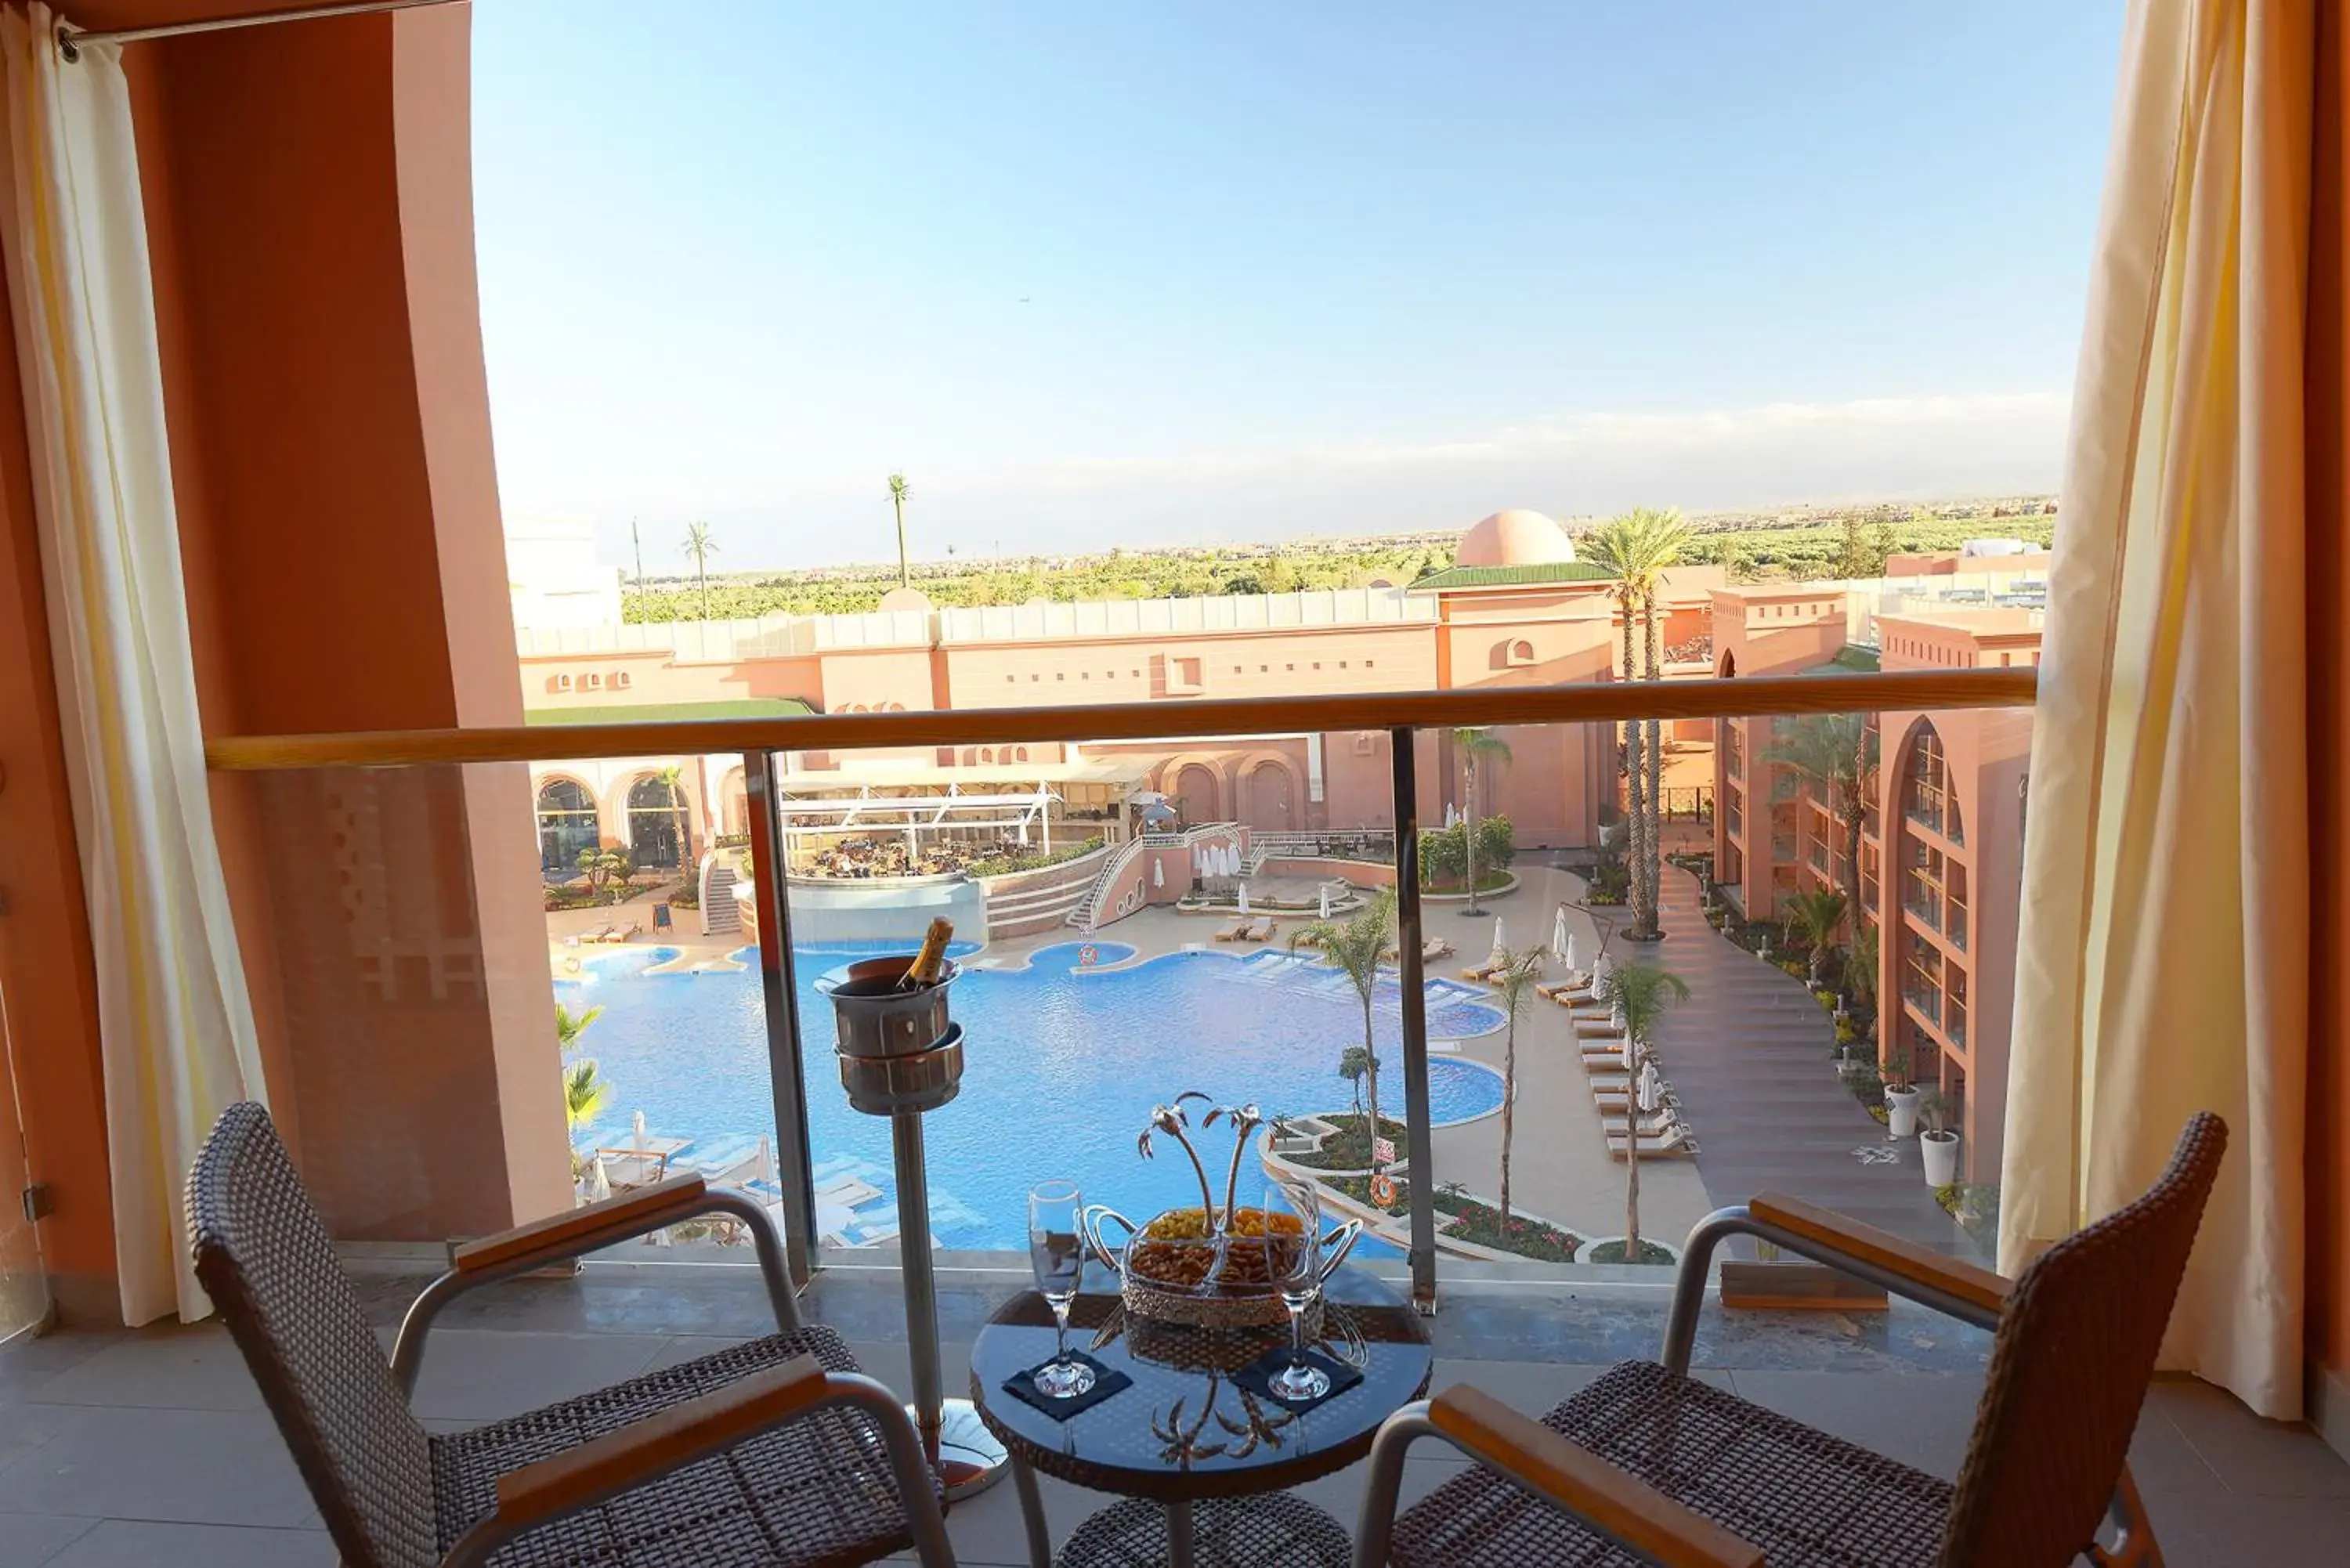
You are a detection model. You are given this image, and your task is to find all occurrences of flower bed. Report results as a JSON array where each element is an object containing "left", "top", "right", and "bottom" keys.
[{"left": 1582, "top": 1237, "right": 1676, "bottom": 1266}]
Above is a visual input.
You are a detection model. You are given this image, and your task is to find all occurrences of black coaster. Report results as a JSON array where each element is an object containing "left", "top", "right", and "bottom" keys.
[
  {"left": 1232, "top": 1347, "right": 1365, "bottom": 1412},
  {"left": 999, "top": 1353, "right": 1133, "bottom": 1421}
]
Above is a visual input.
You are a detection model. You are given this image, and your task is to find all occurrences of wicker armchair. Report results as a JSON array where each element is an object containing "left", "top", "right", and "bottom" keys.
[
  {"left": 1354, "top": 1112, "right": 2227, "bottom": 1568},
  {"left": 187, "top": 1102, "right": 956, "bottom": 1567}
]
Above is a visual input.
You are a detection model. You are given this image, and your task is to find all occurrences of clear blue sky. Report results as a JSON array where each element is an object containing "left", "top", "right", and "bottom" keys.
[{"left": 471, "top": 2, "right": 2124, "bottom": 572}]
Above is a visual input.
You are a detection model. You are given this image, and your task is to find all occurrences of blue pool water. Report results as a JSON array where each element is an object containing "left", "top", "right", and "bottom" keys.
[{"left": 559, "top": 941, "right": 1507, "bottom": 1252}]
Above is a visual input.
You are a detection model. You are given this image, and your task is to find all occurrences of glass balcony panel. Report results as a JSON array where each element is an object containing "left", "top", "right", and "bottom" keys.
[{"left": 208, "top": 690, "right": 2028, "bottom": 1295}]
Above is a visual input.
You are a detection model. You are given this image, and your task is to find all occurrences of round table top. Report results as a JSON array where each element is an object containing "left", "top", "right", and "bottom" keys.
[{"left": 970, "top": 1266, "right": 1433, "bottom": 1501}]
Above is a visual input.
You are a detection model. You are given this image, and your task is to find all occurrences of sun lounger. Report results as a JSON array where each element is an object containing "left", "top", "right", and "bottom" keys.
[
  {"left": 1460, "top": 960, "right": 1502, "bottom": 982},
  {"left": 1423, "top": 938, "right": 1454, "bottom": 962},
  {"left": 1574, "top": 1018, "right": 1623, "bottom": 1039},
  {"left": 1244, "top": 917, "right": 1275, "bottom": 941},
  {"left": 1213, "top": 919, "right": 1249, "bottom": 942},
  {"left": 1607, "top": 1117, "right": 1701, "bottom": 1159},
  {"left": 814, "top": 1174, "right": 883, "bottom": 1209}
]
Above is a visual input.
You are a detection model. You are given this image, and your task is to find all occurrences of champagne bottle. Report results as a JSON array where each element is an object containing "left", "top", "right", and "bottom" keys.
[{"left": 902, "top": 917, "right": 954, "bottom": 988}]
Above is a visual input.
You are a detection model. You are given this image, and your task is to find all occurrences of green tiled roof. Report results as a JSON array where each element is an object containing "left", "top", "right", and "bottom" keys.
[
  {"left": 1412, "top": 562, "right": 1617, "bottom": 590},
  {"left": 524, "top": 697, "right": 814, "bottom": 726},
  {"left": 1828, "top": 645, "right": 1882, "bottom": 673}
]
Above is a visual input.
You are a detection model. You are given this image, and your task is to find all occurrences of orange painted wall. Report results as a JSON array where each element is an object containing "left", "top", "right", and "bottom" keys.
[
  {"left": 127, "top": 5, "right": 566, "bottom": 1239},
  {"left": 0, "top": 225, "right": 113, "bottom": 1316},
  {"left": 2305, "top": 0, "right": 2350, "bottom": 1411}
]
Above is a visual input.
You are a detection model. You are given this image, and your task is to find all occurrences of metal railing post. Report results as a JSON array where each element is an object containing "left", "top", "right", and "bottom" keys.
[
  {"left": 1389, "top": 727, "right": 1438, "bottom": 1313},
  {"left": 744, "top": 750, "right": 817, "bottom": 1288}
]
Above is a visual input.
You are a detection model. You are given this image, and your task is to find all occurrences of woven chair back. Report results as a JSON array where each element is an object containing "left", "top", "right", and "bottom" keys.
[
  {"left": 1940, "top": 1112, "right": 2228, "bottom": 1566},
  {"left": 188, "top": 1102, "right": 439, "bottom": 1568}
]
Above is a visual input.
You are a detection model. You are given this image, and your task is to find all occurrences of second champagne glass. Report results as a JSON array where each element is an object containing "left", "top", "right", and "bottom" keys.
[
  {"left": 1262, "top": 1179, "right": 1330, "bottom": 1400},
  {"left": 1027, "top": 1180, "right": 1095, "bottom": 1398}
]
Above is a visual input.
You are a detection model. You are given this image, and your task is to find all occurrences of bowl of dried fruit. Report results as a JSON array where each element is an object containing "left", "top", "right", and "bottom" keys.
[{"left": 1079, "top": 1095, "right": 1361, "bottom": 1328}]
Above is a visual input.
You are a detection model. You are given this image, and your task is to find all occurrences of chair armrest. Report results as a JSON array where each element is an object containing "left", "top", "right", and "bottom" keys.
[
  {"left": 439, "top": 1357, "right": 956, "bottom": 1568},
  {"left": 492, "top": 1354, "right": 826, "bottom": 1530},
  {"left": 1427, "top": 1388, "right": 1764, "bottom": 1568},
  {"left": 453, "top": 1173, "right": 712, "bottom": 1276},
  {"left": 1747, "top": 1191, "right": 2009, "bottom": 1318},
  {"left": 393, "top": 1177, "right": 804, "bottom": 1397}
]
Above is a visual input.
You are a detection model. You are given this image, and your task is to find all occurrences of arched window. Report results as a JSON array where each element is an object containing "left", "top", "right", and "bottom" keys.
[
  {"left": 627, "top": 773, "right": 689, "bottom": 871},
  {"left": 536, "top": 779, "right": 599, "bottom": 877}
]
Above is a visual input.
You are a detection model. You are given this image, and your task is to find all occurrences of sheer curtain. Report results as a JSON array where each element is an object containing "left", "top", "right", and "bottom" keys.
[
  {"left": 0, "top": 4, "right": 266, "bottom": 1325},
  {"left": 2003, "top": 0, "right": 2312, "bottom": 1418}
]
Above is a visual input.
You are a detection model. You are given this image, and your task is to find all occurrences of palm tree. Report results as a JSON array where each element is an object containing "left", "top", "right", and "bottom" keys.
[
  {"left": 653, "top": 763, "right": 693, "bottom": 872},
  {"left": 682, "top": 522, "right": 719, "bottom": 621},
  {"left": 554, "top": 1001, "right": 604, "bottom": 1052},
  {"left": 1763, "top": 714, "right": 1879, "bottom": 927},
  {"left": 1580, "top": 509, "right": 1691, "bottom": 941},
  {"left": 1603, "top": 961, "right": 1691, "bottom": 1259},
  {"left": 1338, "top": 1045, "right": 1377, "bottom": 1116},
  {"left": 1452, "top": 727, "right": 1513, "bottom": 915},
  {"left": 1489, "top": 945, "right": 1549, "bottom": 1238},
  {"left": 1845, "top": 922, "right": 1880, "bottom": 1006},
  {"left": 888, "top": 471, "right": 912, "bottom": 589},
  {"left": 1783, "top": 887, "right": 1848, "bottom": 988},
  {"left": 575, "top": 845, "right": 630, "bottom": 902},
  {"left": 1289, "top": 887, "right": 1400, "bottom": 1153},
  {"left": 564, "top": 1057, "right": 612, "bottom": 1131}
]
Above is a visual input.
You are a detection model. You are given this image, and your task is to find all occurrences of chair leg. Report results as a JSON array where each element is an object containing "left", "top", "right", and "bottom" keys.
[{"left": 2087, "top": 1464, "right": 2164, "bottom": 1567}]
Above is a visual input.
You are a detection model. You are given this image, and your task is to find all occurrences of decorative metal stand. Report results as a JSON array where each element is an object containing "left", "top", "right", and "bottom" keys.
[{"left": 825, "top": 957, "right": 1009, "bottom": 1500}]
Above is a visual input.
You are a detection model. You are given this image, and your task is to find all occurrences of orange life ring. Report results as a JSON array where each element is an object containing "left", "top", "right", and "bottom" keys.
[
  {"left": 1369, "top": 1172, "right": 1397, "bottom": 1207},
  {"left": 1079, "top": 944, "right": 1100, "bottom": 966}
]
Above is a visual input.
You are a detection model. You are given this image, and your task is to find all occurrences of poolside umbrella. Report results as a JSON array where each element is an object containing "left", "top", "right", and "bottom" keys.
[
  {"left": 1318, "top": 884, "right": 1332, "bottom": 919},
  {"left": 1552, "top": 905, "right": 1570, "bottom": 959},
  {"left": 1637, "top": 1061, "right": 1664, "bottom": 1114},
  {"left": 1561, "top": 932, "right": 1578, "bottom": 973},
  {"left": 754, "top": 1135, "right": 777, "bottom": 1190},
  {"left": 585, "top": 1154, "right": 612, "bottom": 1205},
  {"left": 1238, "top": 883, "right": 1250, "bottom": 915},
  {"left": 631, "top": 1109, "right": 649, "bottom": 1151},
  {"left": 1153, "top": 858, "right": 1165, "bottom": 889},
  {"left": 1489, "top": 918, "right": 1506, "bottom": 960}
]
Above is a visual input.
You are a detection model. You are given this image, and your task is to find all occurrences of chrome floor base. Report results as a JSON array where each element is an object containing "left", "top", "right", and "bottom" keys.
[{"left": 927, "top": 1397, "right": 1010, "bottom": 1500}]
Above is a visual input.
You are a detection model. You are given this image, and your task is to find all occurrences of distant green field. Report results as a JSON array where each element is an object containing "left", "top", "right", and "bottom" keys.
[{"left": 622, "top": 507, "right": 2055, "bottom": 623}]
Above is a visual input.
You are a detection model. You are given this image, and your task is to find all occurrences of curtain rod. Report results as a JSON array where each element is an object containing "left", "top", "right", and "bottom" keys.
[{"left": 58, "top": 0, "right": 466, "bottom": 60}]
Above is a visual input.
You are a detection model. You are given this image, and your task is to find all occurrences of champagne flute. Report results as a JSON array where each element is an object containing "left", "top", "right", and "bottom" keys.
[
  {"left": 1027, "top": 1180, "right": 1095, "bottom": 1398},
  {"left": 1263, "top": 1180, "right": 1330, "bottom": 1400}
]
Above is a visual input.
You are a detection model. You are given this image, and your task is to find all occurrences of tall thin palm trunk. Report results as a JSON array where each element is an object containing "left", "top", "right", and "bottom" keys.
[
  {"left": 1641, "top": 591, "right": 1665, "bottom": 934},
  {"left": 1618, "top": 592, "right": 1650, "bottom": 934},
  {"left": 1359, "top": 989, "right": 1380, "bottom": 1140},
  {"left": 1625, "top": 1058, "right": 1643, "bottom": 1255},
  {"left": 1499, "top": 1016, "right": 1517, "bottom": 1234},
  {"left": 1462, "top": 750, "right": 1480, "bottom": 914}
]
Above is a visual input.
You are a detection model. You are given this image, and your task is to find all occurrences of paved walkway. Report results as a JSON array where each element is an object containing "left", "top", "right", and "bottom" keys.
[{"left": 1615, "top": 864, "right": 1969, "bottom": 1254}]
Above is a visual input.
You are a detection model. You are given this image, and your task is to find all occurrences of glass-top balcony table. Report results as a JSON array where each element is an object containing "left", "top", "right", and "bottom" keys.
[{"left": 971, "top": 1266, "right": 1433, "bottom": 1567}]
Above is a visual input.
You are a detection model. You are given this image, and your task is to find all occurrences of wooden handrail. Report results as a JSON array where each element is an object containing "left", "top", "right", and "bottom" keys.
[{"left": 204, "top": 667, "right": 2036, "bottom": 771}]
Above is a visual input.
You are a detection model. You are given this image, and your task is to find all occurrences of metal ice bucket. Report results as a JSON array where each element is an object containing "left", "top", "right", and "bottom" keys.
[
  {"left": 824, "top": 956, "right": 966, "bottom": 1117},
  {"left": 826, "top": 957, "right": 960, "bottom": 1057}
]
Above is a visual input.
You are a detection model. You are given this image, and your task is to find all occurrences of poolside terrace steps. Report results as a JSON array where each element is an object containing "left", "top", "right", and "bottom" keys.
[{"left": 702, "top": 859, "right": 740, "bottom": 936}]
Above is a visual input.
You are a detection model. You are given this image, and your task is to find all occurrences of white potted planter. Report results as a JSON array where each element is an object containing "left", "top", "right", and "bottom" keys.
[
  {"left": 1917, "top": 1088, "right": 1961, "bottom": 1187},
  {"left": 1884, "top": 1086, "right": 1922, "bottom": 1139},
  {"left": 1921, "top": 1129, "right": 1961, "bottom": 1187}
]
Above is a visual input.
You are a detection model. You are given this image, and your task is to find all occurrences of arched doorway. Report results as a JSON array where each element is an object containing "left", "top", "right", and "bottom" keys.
[
  {"left": 1172, "top": 763, "right": 1220, "bottom": 826},
  {"left": 536, "top": 778, "right": 599, "bottom": 877},
  {"left": 1246, "top": 760, "right": 1296, "bottom": 830},
  {"left": 627, "top": 773, "right": 689, "bottom": 872}
]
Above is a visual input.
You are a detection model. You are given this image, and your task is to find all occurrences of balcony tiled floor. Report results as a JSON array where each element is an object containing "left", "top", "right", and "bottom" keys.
[{"left": 1, "top": 1263, "right": 2342, "bottom": 1566}]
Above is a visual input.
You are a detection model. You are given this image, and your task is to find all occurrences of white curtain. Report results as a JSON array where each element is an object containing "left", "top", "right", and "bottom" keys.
[
  {"left": 0, "top": 5, "right": 267, "bottom": 1325},
  {"left": 2002, "top": 0, "right": 2311, "bottom": 1418}
]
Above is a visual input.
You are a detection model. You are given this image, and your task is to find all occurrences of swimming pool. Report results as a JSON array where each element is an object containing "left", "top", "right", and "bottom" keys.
[{"left": 557, "top": 940, "right": 1508, "bottom": 1252}]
